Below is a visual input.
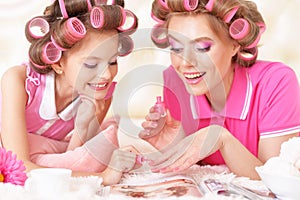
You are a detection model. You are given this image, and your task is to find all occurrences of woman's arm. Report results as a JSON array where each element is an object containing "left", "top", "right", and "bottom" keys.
[{"left": 1, "top": 65, "right": 42, "bottom": 171}]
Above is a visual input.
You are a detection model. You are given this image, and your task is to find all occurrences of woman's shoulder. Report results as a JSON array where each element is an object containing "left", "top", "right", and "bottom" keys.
[{"left": 248, "top": 60, "right": 298, "bottom": 83}]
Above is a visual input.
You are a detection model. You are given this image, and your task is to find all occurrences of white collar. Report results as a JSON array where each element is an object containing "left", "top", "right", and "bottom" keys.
[{"left": 39, "top": 72, "right": 80, "bottom": 121}]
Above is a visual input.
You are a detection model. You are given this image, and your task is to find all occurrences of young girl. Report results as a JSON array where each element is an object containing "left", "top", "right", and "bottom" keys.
[
  {"left": 0, "top": 0, "right": 139, "bottom": 185},
  {"left": 140, "top": 0, "right": 300, "bottom": 179}
]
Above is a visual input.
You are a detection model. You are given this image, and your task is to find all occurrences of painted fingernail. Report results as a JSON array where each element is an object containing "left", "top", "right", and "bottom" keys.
[
  {"left": 173, "top": 167, "right": 180, "bottom": 172},
  {"left": 150, "top": 122, "right": 158, "bottom": 128}
]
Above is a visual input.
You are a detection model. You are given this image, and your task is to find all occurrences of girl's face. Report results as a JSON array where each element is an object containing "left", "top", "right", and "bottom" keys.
[
  {"left": 59, "top": 30, "right": 119, "bottom": 100},
  {"left": 168, "top": 14, "right": 239, "bottom": 99}
]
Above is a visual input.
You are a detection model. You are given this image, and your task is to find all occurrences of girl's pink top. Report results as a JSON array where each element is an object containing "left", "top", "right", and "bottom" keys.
[
  {"left": 0, "top": 64, "right": 116, "bottom": 141},
  {"left": 163, "top": 61, "right": 300, "bottom": 165}
]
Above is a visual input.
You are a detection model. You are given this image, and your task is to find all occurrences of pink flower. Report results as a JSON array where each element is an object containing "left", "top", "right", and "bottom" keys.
[{"left": 0, "top": 147, "right": 27, "bottom": 186}]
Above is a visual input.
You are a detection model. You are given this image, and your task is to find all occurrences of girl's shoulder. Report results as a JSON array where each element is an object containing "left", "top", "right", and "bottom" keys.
[{"left": 1, "top": 64, "right": 27, "bottom": 86}]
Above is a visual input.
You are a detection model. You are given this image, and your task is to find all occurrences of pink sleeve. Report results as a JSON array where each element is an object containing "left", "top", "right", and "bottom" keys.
[
  {"left": 259, "top": 66, "right": 300, "bottom": 138},
  {"left": 104, "top": 81, "right": 117, "bottom": 100}
]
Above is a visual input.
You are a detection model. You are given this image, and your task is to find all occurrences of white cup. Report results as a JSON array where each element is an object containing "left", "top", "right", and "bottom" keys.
[{"left": 26, "top": 168, "right": 72, "bottom": 197}]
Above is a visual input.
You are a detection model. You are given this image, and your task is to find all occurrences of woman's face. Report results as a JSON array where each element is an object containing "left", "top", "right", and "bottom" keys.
[
  {"left": 59, "top": 30, "right": 119, "bottom": 100},
  {"left": 168, "top": 14, "right": 239, "bottom": 98}
]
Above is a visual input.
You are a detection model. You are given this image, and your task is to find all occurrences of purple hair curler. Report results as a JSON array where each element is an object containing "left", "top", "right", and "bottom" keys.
[
  {"left": 64, "top": 17, "right": 87, "bottom": 44},
  {"left": 117, "top": 9, "right": 137, "bottom": 32},
  {"left": 229, "top": 18, "right": 250, "bottom": 40},
  {"left": 183, "top": 0, "right": 199, "bottom": 11},
  {"left": 90, "top": 7, "right": 105, "bottom": 29},
  {"left": 28, "top": 17, "right": 50, "bottom": 39},
  {"left": 42, "top": 42, "right": 62, "bottom": 64}
]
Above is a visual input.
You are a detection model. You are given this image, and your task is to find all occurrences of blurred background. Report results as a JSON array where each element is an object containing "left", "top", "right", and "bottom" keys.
[{"left": 0, "top": 0, "right": 300, "bottom": 118}]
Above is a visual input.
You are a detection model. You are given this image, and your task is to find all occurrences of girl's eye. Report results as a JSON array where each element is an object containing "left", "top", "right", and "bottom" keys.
[
  {"left": 84, "top": 63, "right": 97, "bottom": 68},
  {"left": 170, "top": 47, "right": 183, "bottom": 53},
  {"left": 194, "top": 42, "right": 212, "bottom": 53}
]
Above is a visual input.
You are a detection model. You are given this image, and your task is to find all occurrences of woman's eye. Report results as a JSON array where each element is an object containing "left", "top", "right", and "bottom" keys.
[
  {"left": 84, "top": 63, "right": 97, "bottom": 68},
  {"left": 170, "top": 47, "right": 183, "bottom": 53}
]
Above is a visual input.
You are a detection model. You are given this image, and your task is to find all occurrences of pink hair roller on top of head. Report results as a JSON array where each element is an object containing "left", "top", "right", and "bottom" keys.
[
  {"left": 28, "top": 17, "right": 50, "bottom": 39},
  {"left": 117, "top": 9, "right": 137, "bottom": 32},
  {"left": 159, "top": 0, "right": 169, "bottom": 9},
  {"left": 205, "top": 0, "right": 215, "bottom": 11},
  {"left": 183, "top": 0, "right": 199, "bottom": 11},
  {"left": 64, "top": 17, "right": 87, "bottom": 43},
  {"left": 42, "top": 42, "right": 62, "bottom": 64},
  {"left": 229, "top": 18, "right": 250, "bottom": 40},
  {"left": 58, "top": 0, "right": 68, "bottom": 18},
  {"left": 151, "top": 11, "right": 165, "bottom": 24},
  {"left": 94, "top": 0, "right": 115, "bottom": 5},
  {"left": 90, "top": 7, "right": 105, "bottom": 29}
]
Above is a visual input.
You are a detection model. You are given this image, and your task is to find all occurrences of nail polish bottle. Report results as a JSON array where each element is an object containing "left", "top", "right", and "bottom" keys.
[{"left": 154, "top": 96, "right": 166, "bottom": 117}]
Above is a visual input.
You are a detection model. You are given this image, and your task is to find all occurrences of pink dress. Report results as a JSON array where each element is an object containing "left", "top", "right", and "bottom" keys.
[
  {"left": 0, "top": 64, "right": 118, "bottom": 172},
  {"left": 163, "top": 61, "right": 300, "bottom": 165}
]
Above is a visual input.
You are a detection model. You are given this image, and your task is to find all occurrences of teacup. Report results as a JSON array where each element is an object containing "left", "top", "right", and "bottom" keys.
[{"left": 26, "top": 168, "right": 72, "bottom": 197}]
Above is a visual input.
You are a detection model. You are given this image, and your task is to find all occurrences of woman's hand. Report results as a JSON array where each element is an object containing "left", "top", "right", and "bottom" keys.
[
  {"left": 139, "top": 107, "right": 183, "bottom": 150},
  {"left": 102, "top": 146, "right": 141, "bottom": 185},
  {"left": 148, "top": 125, "right": 226, "bottom": 173}
]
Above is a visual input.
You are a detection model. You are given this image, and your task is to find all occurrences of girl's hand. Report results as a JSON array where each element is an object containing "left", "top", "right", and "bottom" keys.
[
  {"left": 148, "top": 125, "right": 226, "bottom": 173},
  {"left": 102, "top": 146, "right": 141, "bottom": 185},
  {"left": 139, "top": 109, "right": 183, "bottom": 150}
]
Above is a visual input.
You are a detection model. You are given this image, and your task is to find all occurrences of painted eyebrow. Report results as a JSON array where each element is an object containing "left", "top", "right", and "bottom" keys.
[{"left": 168, "top": 34, "right": 213, "bottom": 45}]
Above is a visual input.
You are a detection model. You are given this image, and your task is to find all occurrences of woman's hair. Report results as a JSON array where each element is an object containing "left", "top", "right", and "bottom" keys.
[
  {"left": 25, "top": 0, "right": 138, "bottom": 74},
  {"left": 151, "top": 0, "right": 265, "bottom": 67}
]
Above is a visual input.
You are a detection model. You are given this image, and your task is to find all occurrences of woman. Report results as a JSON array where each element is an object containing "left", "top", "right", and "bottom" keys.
[{"left": 140, "top": 0, "right": 300, "bottom": 179}]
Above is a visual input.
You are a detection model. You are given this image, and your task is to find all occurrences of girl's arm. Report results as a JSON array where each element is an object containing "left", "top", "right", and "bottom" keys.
[
  {"left": 67, "top": 97, "right": 112, "bottom": 150},
  {"left": 1, "top": 65, "right": 42, "bottom": 171}
]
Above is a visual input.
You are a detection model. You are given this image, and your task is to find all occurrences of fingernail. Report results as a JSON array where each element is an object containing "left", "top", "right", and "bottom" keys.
[
  {"left": 150, "top": 122, "right": 158, "bottom": 128},
  {"left": 173, "top": 167, "right": 180, "bottom": 172}
]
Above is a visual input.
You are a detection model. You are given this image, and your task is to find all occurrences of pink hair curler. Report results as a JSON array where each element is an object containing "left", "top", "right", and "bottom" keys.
[
  {"left": 238, "top": 47, "right": 257, "bottom": 61},
  {"left": 118, "top": 35, "right": 134, "bottom": 56},
  {"left": 229, "top": 18, "right": 250, "bottom": 40},
  {"left": 90, "top": 7, "right": 105, "bottom": 29},
  {"left": 30, "top": 58, "right": 49, "bottom": 69},
  {"left": 205, "top": 0, "right": 215, "bottom": 11},
  {"left": 244, "top": 22, "right": 266, "bottom": 49},
  {"left": 42, "top": 42, "right": 62, "bottom": 64},
  {"left": 86, "top": 0, "right": 92, "bottom": 11},
  {"left": 159, "top": 0, "right": 169, "bottom": 9},
  {"left": 151, "top": 23, "right": 169, "bottom": 48},
  {"left": 28, "top": 17, "right": 50, "bottom": 39},
  {"left": 58, "top": 0, "right": 68, "bottom": 18},
  {"left": 64, "top": 17, "right": 87, "bottom": 44},
  {"left": 117, "top": 9, "right": 137, "bottom": 32},
  {"left": 151, "top": 11, "right": 165, "bottom": 24},
  {"left": 51, "top": 35, "right": 67, "bottom": 51},
  {"left": 183, "top": 0, "right": 199, "bottom": 11},
  {"left": 223, "top": 6, "right": 239, "bottom": 23},
  {"left": 106, "top": 0, "right": 115, "bottom": 5}
]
